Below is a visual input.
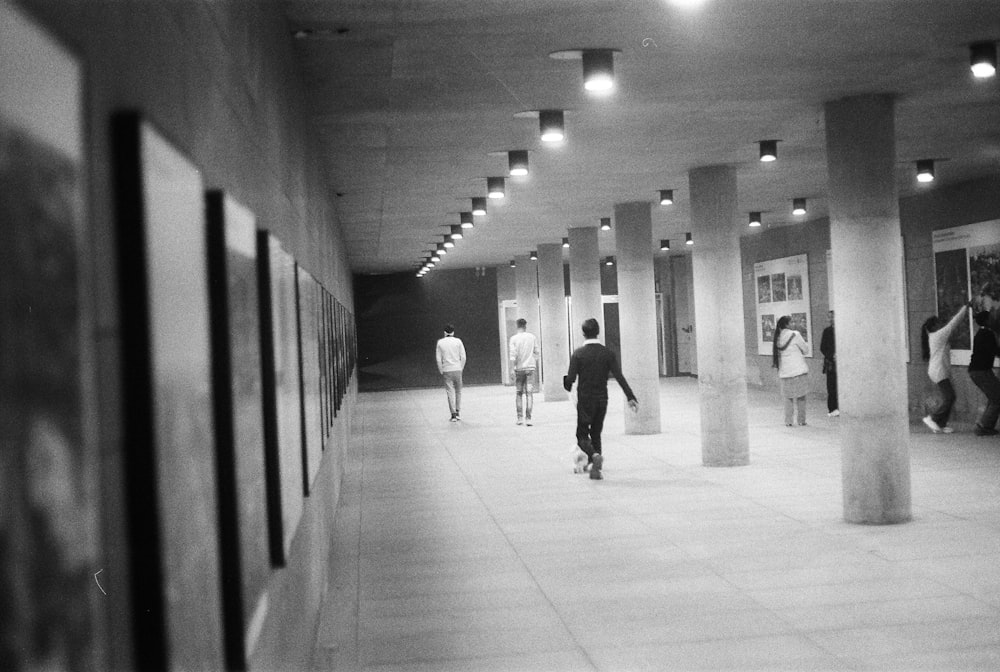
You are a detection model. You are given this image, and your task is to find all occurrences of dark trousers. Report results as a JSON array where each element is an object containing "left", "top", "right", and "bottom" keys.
[
  {"left": 970, "top": 369, "right": 1000, "bottom": 430},
  {"left": 931, "top": 378, "right": 956, "bottom": 427},
  {"left": 825, "top": 368, "right": 838, "bottom": 412},
  {"left": 576, "top": 395, "right": 608, "bottom": 460}
]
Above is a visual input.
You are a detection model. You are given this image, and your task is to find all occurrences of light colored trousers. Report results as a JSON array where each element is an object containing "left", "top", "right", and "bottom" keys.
[{"left": 442, "top": 370, "right": 463, "bottom": 415}]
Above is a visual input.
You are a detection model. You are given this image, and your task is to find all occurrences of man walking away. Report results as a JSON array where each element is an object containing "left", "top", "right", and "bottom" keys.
[
  {"left": 563, "top": 318, "right": 638, "bottom": 480},
  {"left": 436, "top": 324, "right": 466, "bottom": 422},
  {"left": 509, "top": 318, "right": 540, "bottom": 426},
  {"left": 820, "top": 310, "right": 839, "bottom": 417},
  {"left": 969, "top": 310, "right": 1000, "bottom": 436}
]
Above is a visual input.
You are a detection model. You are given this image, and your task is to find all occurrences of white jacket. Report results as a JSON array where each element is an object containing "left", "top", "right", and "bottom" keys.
[
  {"left": 777, "top": 330, "right": 809, "bottom": 378},
  {"left": 436, "top": 335, "right": 466, "bottom": 373}
]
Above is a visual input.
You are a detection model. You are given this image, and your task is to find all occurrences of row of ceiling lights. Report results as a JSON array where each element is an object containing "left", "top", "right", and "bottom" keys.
[{"left": 420, "top": 41, "right": 997, "bottom": 277}]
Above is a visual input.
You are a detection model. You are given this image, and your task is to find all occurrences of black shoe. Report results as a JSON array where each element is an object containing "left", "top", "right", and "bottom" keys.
[
  {"left": 974, "top": 425, "right": 999, "bottom": 436},
  {"left": 590, "top": 454, "right": 603, "bottom": 480}
]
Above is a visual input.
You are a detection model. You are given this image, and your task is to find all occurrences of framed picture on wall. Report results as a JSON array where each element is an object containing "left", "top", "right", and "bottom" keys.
[
  {"left": 753, "top": 254, "right": 813, "bottom": 357},
  {"left": 296, "top": 265, "right": 322, "bottom": 493},
  {"left": 1, "top": 2, "right": 97, "bottom": 668},
  {"left": 205, "top": 190, "right": 272, "bottom": 666},
  {"left": 112, "top": 111, "right": 224, "bottom": 670},
  {"left": 932, "top": 220, "right": 1000, "bottom": 365}
]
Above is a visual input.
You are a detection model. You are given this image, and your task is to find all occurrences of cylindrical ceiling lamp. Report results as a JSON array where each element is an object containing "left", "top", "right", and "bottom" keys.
[
  {"left": 759, "top": 140, "right": 778, "bottom": 162},
  {"left": 792, "top": 198, "right": 807, "bottom": 216},
  {"left": 600, "top": 217, "right": 611, "bottom": 231},
  {"left": 450, "top": 225, "right": 463, "bottom": 239},
  {"left": 659, "top": 189, "right": 674, "bottom": 205},
  {"left": 529, "top": 250, "right": 538, "bottom": 261},
  {"left": 582, "top": 49, "right": 615, "bottom": 92},
  {"left": 471, "top": 197, "right": 487, "bottom": 216},
  {"left": 539, "top": 109, "right": 565, "bottom": 143},
  {"left": 436, "top": 243, "right": 447, "bottom": 255},
  {"left": 430, "top": 252, "right": 441, "bottom": 262},
  {"left": 970, "top": 41, "right": 997, "bottom": 78},
  {"left": 749, "top": 211, "right": 762, "bottom": 227},
  {"left": 562, "top": 237, "right": 570, "bottom": 248},
  {"left": 509, "top": 259, "right": 516, "bottom": 268},
  {"left": 604, "top": 255, "right": 615, "bottom": 266},
  {"left": 685, "top": 232, "right": 693, "bottom": 245},
  {"left": 442, "top": 235, "right": 454, "bottom": 248},
  {"left": 459, "top": 211, "right": 474, "bottom": 229},
  {"left": 508, "top": 150, "right": 529, "bottom": 176},
  {"left": 660, "top": 239, "right": 670, "bottom": 251},
  {"left": 487, "top": 176, "right": 506, "bottom": 198},
  {"left": 916, "top": 159, "right": 935, "bottom": 183}
]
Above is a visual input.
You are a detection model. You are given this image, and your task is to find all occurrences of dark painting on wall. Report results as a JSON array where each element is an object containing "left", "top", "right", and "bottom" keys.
[
  {"left": 112, "top": 112, "right": 223, "bottom": 669},
  {"left": 206, "top": 191, "right": 269, "bottom": 668},
  {"left": 934, "top": 247, "right": 971, "bottom": 350},
  {"left": 0, "top": 2, "right": 98, "bottom": 668},
  {"left": 296, "top": 266, "right": 322, "bottom": 493},
  {"left": 770, "top": 273, "right": 787, "bottom": 302}
]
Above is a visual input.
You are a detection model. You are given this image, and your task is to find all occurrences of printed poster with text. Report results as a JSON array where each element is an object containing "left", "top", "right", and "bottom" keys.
[
  {"left": 932, "top": 219, "right": 1000, "bottom": 366},
  {"left": 754, "top": 253, "right": 813, "bottom": 357}
]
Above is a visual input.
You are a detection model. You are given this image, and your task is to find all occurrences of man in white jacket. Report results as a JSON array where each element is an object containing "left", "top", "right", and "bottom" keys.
[
  {"left": 508, "top": 318, "right": 540, "bottom": 425},
  {"left": 436, "top": 324, "right": 467, "bottom": 422}
]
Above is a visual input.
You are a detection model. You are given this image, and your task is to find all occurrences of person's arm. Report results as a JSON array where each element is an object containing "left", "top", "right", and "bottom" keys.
[
  {"left": 608, "top": 351, "right": 638, "bottom": 404},
  {"left": 796, "top": 332, "right": 808, "bottom": 355},
  {"left": 532, "top": 337, "right": 540, "bottom": 368},
  {"left": 459, "top": 340, "right": 467, "bottom": 369},
  {"left": 563, "top": 354, "right": 578, "bottom": 392},
  {"left": 436, "top": 343, "right": 444, "bottom": 374},
  {"left": 939, "top": 303, "right": 969, "bottom": 339}
]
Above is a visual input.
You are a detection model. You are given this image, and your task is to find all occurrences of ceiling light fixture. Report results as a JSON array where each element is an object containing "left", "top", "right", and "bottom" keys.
[
  {"left": 471, "top": 197, "right": 487, "bottom": 216},
  {"left": 529, "top": 250, "right": 538, "bottom": 261},
  {"left": 749, "top": 211, "right": 762, "bottom": 227},
  {"left": 508, "top": 151, "right": 529, "bottom": 176},
  {"left": 759, "top": 140, "right": 778, "bottom": 162},
  {"left": 685, "top": 232, "right": 693, "bottom": 246},
  {"left": 659, "top": 189, "right": 674, "bottom": 205},
  {"left": 792, "top": 198, "right": 807, "bottom": 216},
  {"left": 539, "top": 109, "right": 565, "bottom": 143},
  {"left": 582, "top": 49, "right": 615, "bottom": 93},
  {"left": 436, "top": 243, "right": 447, "bottom": 255},
  {"left": 562, "top": 237, "right": 570, "bottom": 248},
  {"left": 430, "top": 252, "right": 441, "bottom": 262},
  {"left": 460, "top": 211, "right": 474, "bottom": 229},
  {"left": 916, "top": 159, "right": 935, "bottom": 183},
  {"left": 660, "top": 239, "right": 670, "bottom": 251},
  {"left": 509, "top": 259, "right": 516, "bottom": 268},
  {"left": 605, "top": 256, "right": 615, "bottom": 266},
  {"left": 450, "top": 225, "right": 463, "bottom": 240},
  {"left": 487, "top": 176, "right": 506, "bottom": 198},
  {"left": 600, "top": 217, "right": 611, "bottom": 231},
  {"left": 443, "top": 236, "right": 455, "bottom": 248},
  {"left": 970, "top": 41, "right": 997, "bottom": 78}
]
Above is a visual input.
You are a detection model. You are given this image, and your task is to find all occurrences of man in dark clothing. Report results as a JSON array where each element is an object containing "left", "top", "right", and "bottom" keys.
[
  {"left": 969, "top": 310, "right": 1000, "bottom": 436},
  {"left": 820, "top": 310, "right": 838, "bottom": 417},
  {"left": 563, "top": 318, "right": 638, "bottom": 480}
]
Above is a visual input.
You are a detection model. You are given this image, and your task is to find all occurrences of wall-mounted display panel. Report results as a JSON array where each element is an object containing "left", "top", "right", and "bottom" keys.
[{"left": 754, "top": 253, "right": 813, "bottom": 357}]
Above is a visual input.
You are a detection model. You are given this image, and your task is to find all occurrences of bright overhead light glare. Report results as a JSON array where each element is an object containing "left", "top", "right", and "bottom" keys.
[
  {"left": 749, "top": 212, "right": 762, "bottom": 227},
  {"left": 792, "top": 198, "right": 807, "bottom": 216},
  {"left": 582, "top": 50, "right": 615, "bottom": 93},
  {"left": 539, "top": 109, "right": 565, "bottom": 143},
  {"left": 916, "top": 159, "right": 935, "bottom": 183},
  {"left": 970, "top": 41, "right": 997, "bottom": 78}
]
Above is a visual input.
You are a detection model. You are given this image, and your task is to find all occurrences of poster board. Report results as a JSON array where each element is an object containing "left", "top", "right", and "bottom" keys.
[
  {"left": 932, "top": 220, "right": 1000, "bottom": 366},
  {"left": 754, "top": 253, "right": 813, "bottom": 357}
]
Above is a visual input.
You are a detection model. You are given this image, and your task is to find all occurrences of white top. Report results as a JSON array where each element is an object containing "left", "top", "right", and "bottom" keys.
[
  {"left": 436, "top": 335, "right": 466, "bottom": 373},
  {"left": 777, "top": 330, "right": 809, "bottom": 378},
  {"left": 927, "top": 306, "right": 967, "bottom": 383},
  {"left": 509, "top": 330, "right": 539, "bottom": 371}
]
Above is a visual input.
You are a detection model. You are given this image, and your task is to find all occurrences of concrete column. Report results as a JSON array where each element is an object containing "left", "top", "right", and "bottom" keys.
[
  {"left": 568, "top": 227, "right": 602, "bottom": 350},
  {"left": 537, "top": 243, "right": 569, "bottom": 401},
  {"left": 688, "top": 165, "right": 750, "bottom": 467},
  {"left": 826, "top": 94, "right": 911, "bottom": 524},
  {"left": 614, "top": 202, "right": 661, "bottom": 434}
]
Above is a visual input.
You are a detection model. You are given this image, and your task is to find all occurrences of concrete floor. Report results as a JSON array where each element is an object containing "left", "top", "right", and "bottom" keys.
[{"left": 316, "top": 378, "right": 1000, "bottom": 671}]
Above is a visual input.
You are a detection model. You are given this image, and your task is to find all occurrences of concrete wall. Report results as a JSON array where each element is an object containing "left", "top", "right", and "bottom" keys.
[{"left": 15, "top": 0, "right": 353, "bottom": 668}]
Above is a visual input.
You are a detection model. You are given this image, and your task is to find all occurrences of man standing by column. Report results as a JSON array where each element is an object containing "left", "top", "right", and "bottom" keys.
[
  {"left": 509, "top": 318, "right": 540, "bottom": 426},
  {"left": 436, "top": 324, "right": 466, "bottom": 422},
  {"left": 821, "top": 310, "right": 839, "bottom": 417},
  {"left": 969, "top": 310, "right": 1000, "bottom": 436}
]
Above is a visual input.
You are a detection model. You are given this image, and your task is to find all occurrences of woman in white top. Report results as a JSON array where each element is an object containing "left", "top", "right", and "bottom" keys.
[
  {"left": 773, "top": 315, "right": 809, "bottom": 426},
  {"left": 921, "top": 303, "right": 970, "bottom": 433}
]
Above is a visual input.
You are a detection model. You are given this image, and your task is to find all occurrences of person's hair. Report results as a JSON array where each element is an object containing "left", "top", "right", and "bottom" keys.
[
  {"left": 974, "top": 310, "right": 990, "bottom": 327},
  {"left": 920, "top": 316, "right": 937, "bottom": 361},
  {"left": 771, "top": 315, "right": 791, "bottom": 369},
  {"left": 444, "top": 324, "right": 455, "bottom": 334},
  {"left": 516, "top": 318, "right": 527, "bottom": 328},
  {"left": 581, "top": 318, "right": 600, "bottom": 339}
]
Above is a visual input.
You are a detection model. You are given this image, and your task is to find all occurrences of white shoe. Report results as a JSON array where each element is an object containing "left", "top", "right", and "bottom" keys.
[
  {"left": 828, "top": 410, "right": 840, "bottom": 417},
  {"left": 941, "top": 426, "right": 955, "bottom": 434},
  {"left": 922, "top": 416, "right": 942, "bottom": 433}
]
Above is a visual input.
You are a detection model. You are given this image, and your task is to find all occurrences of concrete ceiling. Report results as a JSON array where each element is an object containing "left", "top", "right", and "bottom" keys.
[{"left": 282, "top": 0, "right": 1000, "bottom": 275}]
